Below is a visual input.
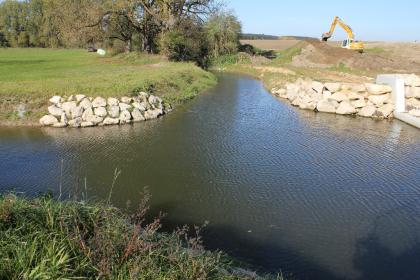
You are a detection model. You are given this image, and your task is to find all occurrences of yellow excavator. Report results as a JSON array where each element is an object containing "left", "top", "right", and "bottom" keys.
[{"left": 321, "top": 16, "right": 364, "bottom": 53}]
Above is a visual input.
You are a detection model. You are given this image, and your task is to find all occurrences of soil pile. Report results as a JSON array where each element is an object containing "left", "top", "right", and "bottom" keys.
[{"left": 292, "top": 40, "right": 420, "bottom": 73}]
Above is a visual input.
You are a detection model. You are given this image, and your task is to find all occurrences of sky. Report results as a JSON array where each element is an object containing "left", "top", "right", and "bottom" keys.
[{"left": 226, "top": 0, "right": 420, "bottom": 41}]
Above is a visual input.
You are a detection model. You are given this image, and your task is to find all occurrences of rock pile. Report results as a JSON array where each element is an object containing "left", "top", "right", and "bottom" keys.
[
  {"left": 271, "top": 75, "right": 420, "bottom": 119},
  {"left": 40, "top": 92, "right": 171, "bottom": 128}
]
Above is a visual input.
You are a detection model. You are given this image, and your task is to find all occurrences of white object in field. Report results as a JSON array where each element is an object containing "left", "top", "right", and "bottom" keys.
[
  {"left": 97, "top": 49, "right": 106, "bottom": 56},
  {"left": 376, "top": 74, "right": 405, "bottom": 113}
]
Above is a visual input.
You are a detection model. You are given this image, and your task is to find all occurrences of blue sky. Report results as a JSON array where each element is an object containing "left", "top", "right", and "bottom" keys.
[{"left": 226, "top": 0, "right": 419, "bottom": 41}]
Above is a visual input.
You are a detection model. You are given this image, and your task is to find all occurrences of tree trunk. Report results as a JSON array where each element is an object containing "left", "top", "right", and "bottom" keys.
[{"left": 125, "top": 38, "right": 132, "bottom": 53}]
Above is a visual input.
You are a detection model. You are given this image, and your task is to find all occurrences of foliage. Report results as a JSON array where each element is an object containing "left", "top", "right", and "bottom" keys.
[
  {"left": 0, "top": 193, "right": 282, "bottom": 279},
  {"left": 159, "top": 19, "right": 210, "bottom": 68},
  {"left": 205, "top": 11, "right": 242, "bottom": 59},
  {"left": 0, "top": 0, "right": 242, "bottom": 67}
]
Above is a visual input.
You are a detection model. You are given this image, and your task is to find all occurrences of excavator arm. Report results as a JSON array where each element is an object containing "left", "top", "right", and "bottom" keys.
[{"left": 322, "top": 16, "right": 354, "bottom": 41}]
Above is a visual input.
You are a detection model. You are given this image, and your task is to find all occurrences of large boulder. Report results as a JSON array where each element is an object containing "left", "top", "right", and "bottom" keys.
[
  {"left": 275, "top": 88, "right": 287, "bottom": 98},
  {"left": 108, "top": 106, "right": 120, "bottom": 118},
  {"left": 330, "top": 91, "right": 349, "bottom": 102},
  {"left": 310, "top": 91, "right": 323, "bottom": 102},
  {"left": 52, "top": 122, "right": 67, "bottom": 128},
  {"left": 75, "top": 94, "right": 86, "bottom": 102},
  {"left": 61, "top": 101, "right": 77, "bottom": 117},
  {"left": 351, "top": 99, "right": 367, "bottom": 108},
  {"left": 86, "top": 115, "right": 103, "bottom": 125},
  {"left": 368, "top": 93, "right": 390, "bottom": 106},
  {"left": 406, "top": 97, "right": 420, "bottom": 110},
  {"left": 349, "top": 84, "right": 366, "bottom": 93},
  {"left": 68, "top": 117, "right": 82, "bottom": 128},
  {"left": 311, "top": 81, "right": 324, "bottom": 93},
  {"left": 144, "top": 109, "right": 163, "bottom": 120},
  {"left": 316, "top": 100, "right": 336, "bottom": 113},
  {"left": 377, "top": 104, "right": 394, "bottom": 118},
  {"left": 81, "top": 121, "right": 95, "bottom": 127},
  {"left": 347, "top": 91, "right": 364, "bottom": 100},
  {"left": 48, "top": 105, "right": 64, "bottom": 117},
  {"left": 365, "top": 83, "right": 392, "bottom": 95},
  {"left": 60, "top": 113, "right": 67, "bottom": 125},
  {"left": 137, "top": 92, "right": 149, "bottom": 103},
  {"left": 133, "top": 102, "right": 146, "bottom": 112},
  {"left": 406, "top": 86, "right": 420, "bottom": 99},
  {"left": 132, "top": 108, "right": 145, "bottom": 122},
  {"left": 287, "top": 91, "right": 298, "bottom": 102},
  {"left": 120, "top": 96, "right": 132, "bottom": 104},
  {"left": 71, "top": 106, "right": 83, "bottom": 119},
  {"left": 49, "top": 96, "right": 62, "bottom": 104},
  {"left": 79, "top": 98, "right": 92, "bottom": 110},
  {"left": 336, "top": 101, "right": 357, "bottom": 115},
  {"left": 94, "top": 107, "right": 107, "bottom": 117},
  {"left": 119, "top": 103, "right": 131, "bottom": 111},
  {"left": 103, "top": 117, "right": 119, "bottom": 125},
  {"left": 402, "top": 74, "right": 420, "bottom": 87},
  {"left": 40, "top": 115, "right": 58, "bottom": 126},
  {"left": 322, "top": 90, "right": 332, "bottom": 100},
  {"left": 82, "top": 107, "right": 94, "bottom": 121},
  {"left": 324, "top": 82, "right": 341, "bottom": 93},
  {"left": 409, "top": 109, "right": 420, "bottom": 117},
  {"left": 291, "top": 97, "right": 301, "bottom": 107},
  {"left": 92, "top": 97, "right": 106, "bottom": 108},
  {"left": 119, "top": 110, "right": 132, "bottom": 124},
  {"left": 107, "top": 97, "right": 119, "bottom": 107},
  {"left": 358, "top": 105, "right": 377, "bottom": 117}
]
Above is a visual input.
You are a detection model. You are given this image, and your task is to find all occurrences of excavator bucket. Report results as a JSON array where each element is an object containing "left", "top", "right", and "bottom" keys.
[{"left": 321, "top": 32, "right": 331, "bottom": 41}]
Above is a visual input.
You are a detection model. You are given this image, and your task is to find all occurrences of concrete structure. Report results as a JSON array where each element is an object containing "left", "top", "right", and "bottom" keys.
[
  {"left": 376, "top": 74, "right": 420, "bottom": 129},
  {"left": 376, "top": 74, "right": 405, "bottom": 113}
]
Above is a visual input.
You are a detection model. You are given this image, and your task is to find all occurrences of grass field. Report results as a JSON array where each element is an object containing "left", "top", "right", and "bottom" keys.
[{"left": 0, "top": 48, "right": 216, "bottom": 124}]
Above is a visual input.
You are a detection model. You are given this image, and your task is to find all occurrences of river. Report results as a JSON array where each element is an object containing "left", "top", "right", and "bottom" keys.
[{"left": 1, "top": 74, "right": 420, "bottom": 280}]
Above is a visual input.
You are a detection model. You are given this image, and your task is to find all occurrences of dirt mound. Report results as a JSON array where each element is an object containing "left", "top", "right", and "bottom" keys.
[{"left": 291, "top": 40, "right": 420, "bottom": 73}]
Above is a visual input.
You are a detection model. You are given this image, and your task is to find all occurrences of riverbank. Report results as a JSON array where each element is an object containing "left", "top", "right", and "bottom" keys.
[
  {"left": 212, "top": 41, "right": 420, "bottom": 124},
  {"left": 0, "top": 194, "right": 282, "bottom": 279},
  {"left": 0, "top": 48, "right": 217, "bottom": 126}
]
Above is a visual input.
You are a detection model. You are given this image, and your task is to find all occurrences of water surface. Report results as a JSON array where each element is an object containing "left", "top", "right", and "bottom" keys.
[{"left": 1, "top": 74, "right": 420, "bottom": 280}]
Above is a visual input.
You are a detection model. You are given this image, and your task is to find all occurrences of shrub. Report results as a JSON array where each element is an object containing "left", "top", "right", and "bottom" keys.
[{"left": 159, "top": 20, "right": 209, "bottom": 68}]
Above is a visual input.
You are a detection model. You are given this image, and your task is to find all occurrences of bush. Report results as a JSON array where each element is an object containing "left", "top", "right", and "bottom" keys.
[{"left": 159, "top": 20, "right": 209, "bottom": 68}]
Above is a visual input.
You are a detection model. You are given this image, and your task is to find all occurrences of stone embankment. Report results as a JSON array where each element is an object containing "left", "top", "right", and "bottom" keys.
[
  {"left": 39, "top": 92, "right": 171, "bottom": 128},
  {"left": 271, "top": 74, "right": 420, "bottom": 119}
]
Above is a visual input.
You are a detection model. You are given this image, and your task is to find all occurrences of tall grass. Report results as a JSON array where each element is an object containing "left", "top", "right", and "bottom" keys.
[{"left": 0, "top": 192, "right": 283, "bottom": 279}]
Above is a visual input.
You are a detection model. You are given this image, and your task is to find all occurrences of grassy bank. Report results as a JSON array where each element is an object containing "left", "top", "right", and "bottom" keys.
[
  {"left": 0, "top": 194, "right": 282, "bottom": 279},
  {"left": 211, "top": 41, "right": 374, "bottom": 92},
  {"left": 0, "top": 48, "right": 217, "bottom": 125}
]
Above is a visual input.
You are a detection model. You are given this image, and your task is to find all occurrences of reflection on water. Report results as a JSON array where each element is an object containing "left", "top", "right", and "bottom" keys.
[{"left": 1, "top": 74, "right": 420, "bottom": 280}]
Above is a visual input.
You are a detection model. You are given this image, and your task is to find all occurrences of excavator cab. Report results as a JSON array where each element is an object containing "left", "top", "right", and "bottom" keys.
[{"left": 342, "top": 39, "right": 364, "bottom": 53}]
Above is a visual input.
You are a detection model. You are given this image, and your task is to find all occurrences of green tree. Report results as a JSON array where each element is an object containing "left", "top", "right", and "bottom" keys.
[
  {"left": 205, "top": 11, "right": 241, "bottom": 58},
  {"left": 159, "top": 19, "right": 209, "bottom": 68}
]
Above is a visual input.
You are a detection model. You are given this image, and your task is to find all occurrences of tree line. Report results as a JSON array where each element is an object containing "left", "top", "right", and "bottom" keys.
[{"left": 0, "top": 0, "right": 242, "bottom": 67}]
